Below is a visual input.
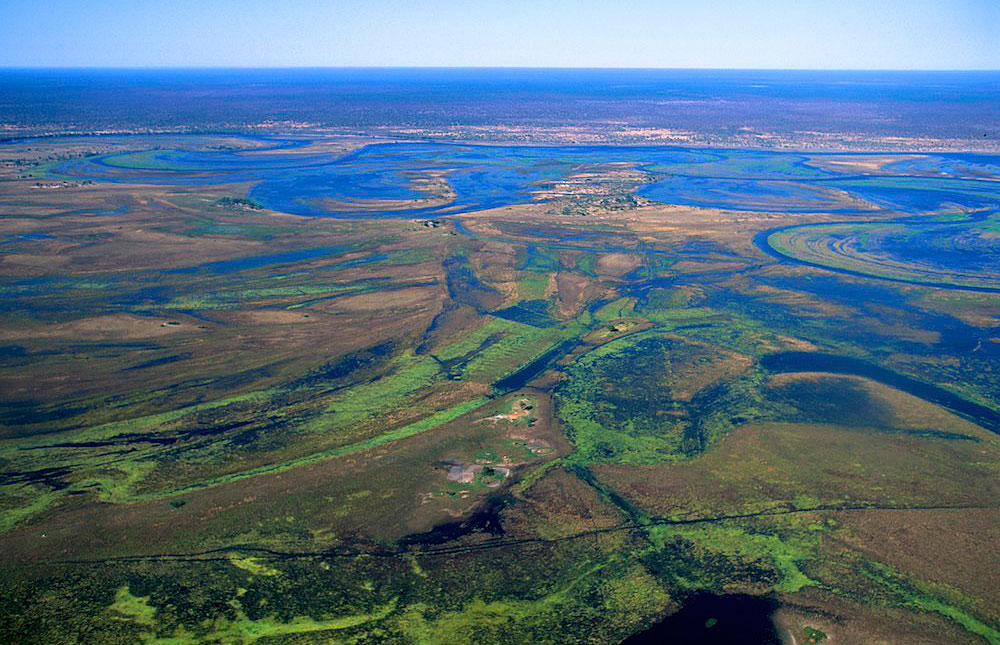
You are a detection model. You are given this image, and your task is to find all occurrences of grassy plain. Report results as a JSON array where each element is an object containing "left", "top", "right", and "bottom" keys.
[{"left": 0, "top": 134, "right": 998, "bottom": 644}]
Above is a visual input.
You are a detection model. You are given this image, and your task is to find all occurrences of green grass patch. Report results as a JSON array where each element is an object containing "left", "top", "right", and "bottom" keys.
[
  {"left": 396, "top": 560, "right": 668, "bottom": 645},
  {"left": 138, "top": 395, "right": 491, "bottom": 501},
  {"left": 229, "top": 555, "right": 281, "bottom": 577},
  {"left": 111, "top": 585, "right": 399, "bottom": 644},
  {"left": 647, "top": 522, "right": 817, "bottom": 593},
  {"left": 0, "top": 488, "right": 61, "bottom": 534},
  {"left": 440, "top": 317, "right": 572, "bottom": 384},
  {"left": 557, "top": 331, "right": 760, "bottom": 464},
  {"left": 859, "top": 560, "right": 1000, "bottom": 644},
  {"left": 593, "top": 297, "right": 636, "bottom": 322},
  {"left": 518, "top": 273, "right": 550, "bottom": 300}
]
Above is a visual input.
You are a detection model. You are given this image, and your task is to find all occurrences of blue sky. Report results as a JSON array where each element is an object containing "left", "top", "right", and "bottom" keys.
[{"left": 1, "top": 0, "right": 997, "bottom": 69}]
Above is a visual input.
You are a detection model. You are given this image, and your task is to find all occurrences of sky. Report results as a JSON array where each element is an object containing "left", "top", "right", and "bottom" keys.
[{"left": 0, "top": 0, "right": 998, "bottom": 70}]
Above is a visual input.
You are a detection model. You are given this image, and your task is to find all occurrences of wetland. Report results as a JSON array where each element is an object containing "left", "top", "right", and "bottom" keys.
[{"left": 1, "top": 75, "right": 999, "bottom": 643}]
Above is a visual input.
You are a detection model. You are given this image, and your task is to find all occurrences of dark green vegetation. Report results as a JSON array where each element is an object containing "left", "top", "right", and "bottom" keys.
[{"left": 0, "top": 135, "right": 998, "bottom": 644}]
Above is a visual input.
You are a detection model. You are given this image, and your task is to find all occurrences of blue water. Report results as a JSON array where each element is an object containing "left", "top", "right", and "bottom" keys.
[
  {"left": 2, "top": 67, "right": 995, "bottom": 219},
  {"left": 47, "top": 141, "right": 1000, "bottom": 218},
  {"left": 167, "top": 246, "right": 349, "bottom": 274},
  {"left": 638, "top": 175, "right": 851, "bottom": 212},
  {"left": 885, "top": 153, "right": 1000, "bottom": 179},
  {"left": 824, "top": 177, "right": 1000, "bottom": 213}
]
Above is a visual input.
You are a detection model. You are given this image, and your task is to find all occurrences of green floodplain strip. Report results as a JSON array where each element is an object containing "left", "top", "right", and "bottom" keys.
[
  {"left": 6, "top": 293, "right": 997, "bottom": 642},
  {"left": 647, "top": 522, "right": 815, "bottom": 594},
  {"left": 0, "top": 490, "right": 62, "bottom": 534},
  {"left": 0, "top": 318, "right": 555, "bottom": 459},
  {"left": 111, "top": 585, "right": 400, "bottom": 644},
  {"left": 161, "top": 281, "right": 373, "bottom": 309},
  {"left": 0, "top": 388, "right": 279, "bottom": 457},
  {"left": 136, "top": 317, "right": 577, "bottom": 501},
  {"left": 907, "top": 598, "right": 1000, "bottom": 645},
  {"left": 859, "top": 560, "right": 1000, "bottom": 645},
  {"left": 0, "top": 313, "right": 577, "bottom": 530},
  {"left": 130, "top": 396, "right": 491, "bottom": 503}
]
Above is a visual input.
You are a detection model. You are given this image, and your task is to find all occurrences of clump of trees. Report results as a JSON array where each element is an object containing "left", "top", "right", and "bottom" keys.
[{"left": 216, "top": 196, "right": 263, "bottom": 211}]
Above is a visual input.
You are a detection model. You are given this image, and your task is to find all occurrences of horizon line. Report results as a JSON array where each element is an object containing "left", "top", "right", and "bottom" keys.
[{"left": 1, "top": 65, "right": 999, "bottom": 73}]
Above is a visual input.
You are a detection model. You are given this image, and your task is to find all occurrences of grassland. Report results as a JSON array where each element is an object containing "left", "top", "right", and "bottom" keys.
[{"left": 0, "top": 135, "right": 998, "bottom": 644}]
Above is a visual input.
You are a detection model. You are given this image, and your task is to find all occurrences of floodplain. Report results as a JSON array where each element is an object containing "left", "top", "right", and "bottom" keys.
[{"left": 0, "top": 130, "right": 998, "bottom": 644}]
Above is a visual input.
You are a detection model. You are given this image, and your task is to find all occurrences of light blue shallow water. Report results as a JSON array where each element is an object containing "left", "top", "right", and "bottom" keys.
[{"left": 50, "top": 141, "right": 1000, "bottom": 218}]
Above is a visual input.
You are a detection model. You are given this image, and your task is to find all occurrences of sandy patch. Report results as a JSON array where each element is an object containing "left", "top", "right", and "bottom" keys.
[{"left": 806, "top": 154, "right": 921, "bottom": 173}]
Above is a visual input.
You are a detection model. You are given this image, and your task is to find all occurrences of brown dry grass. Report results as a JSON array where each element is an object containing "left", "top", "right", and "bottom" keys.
[
  {"left": 0, "top": 393, "right": 567, "bottom": 561},
  {"left": 836, "top": 508, "right": 1000, "bottom": 622},
  {"left": 767, "top": 373, "right": 993, "bottom": 440},
  {"left": 504, "top": 467, "right": 624, "bottom": 541},
  {"left": 554, "top": 271, "right": 601, "bottom": 318},
  {"left": 595, "top": 420, "right": 1000, "bottom": 519},
  {"left": 595, "top": 253, "right": 642, "bottom": 277},
  {"left": 0, "top": 314, "right": 198, "bottom": 341},
  {"left": 774, "top": 587, "right": 985, "bottom": 645}
]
